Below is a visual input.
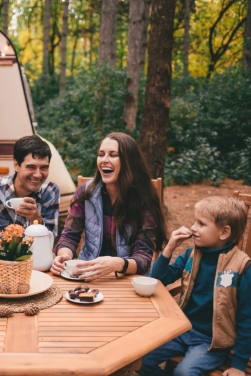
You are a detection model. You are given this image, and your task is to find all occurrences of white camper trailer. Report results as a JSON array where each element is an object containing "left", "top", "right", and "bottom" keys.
[{"left": 0, "top": 30, "right": 76, "bottom": 230}]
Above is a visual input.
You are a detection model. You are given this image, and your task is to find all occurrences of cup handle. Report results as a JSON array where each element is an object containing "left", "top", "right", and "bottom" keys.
[{"left": 6, "top": 200, "right": 11, "bottom": 208}]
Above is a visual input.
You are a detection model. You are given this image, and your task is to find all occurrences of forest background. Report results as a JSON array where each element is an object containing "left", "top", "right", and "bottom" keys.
[{"left": 0, "top": 0, "right": 251, "bottom": 187}]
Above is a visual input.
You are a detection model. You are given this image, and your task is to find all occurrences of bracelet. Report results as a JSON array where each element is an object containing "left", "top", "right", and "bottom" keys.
[{"left": 115, "top": 258, "right": 129, "bottom": 278}]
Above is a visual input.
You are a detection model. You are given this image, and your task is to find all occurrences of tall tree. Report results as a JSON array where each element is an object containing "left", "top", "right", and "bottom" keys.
[
  {"left": 207, "top": 0, "right": 246, "bottom": 78},
  {"left": 140, "top": 0, "right": 176, "bottom": 179},
  {"left": 183, "top": 0, "right": 190, "bottom": 76},
  {"left": 139, "top": 0, "right": 151, "bottom": 73},
  {"left": 60, "top": 0, "right": 69, "bottom": 93},
  {"left": 244, "top": 0, "right": 251, "bottom": 72},
  {"left": 124, "top": 0, "right": 147, "bottom": 130},
  {"left": 98, "top": 0, "right": 117, "bottom": 67},
  {"left": 3, "top": 0, "right": 9, "bottom": 35},
  {"left": 42, "top": 0, "right": 51, "bottom": 77}
]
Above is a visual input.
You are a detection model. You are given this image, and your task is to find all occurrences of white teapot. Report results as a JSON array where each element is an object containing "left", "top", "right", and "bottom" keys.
[{"left": 25, "top": 221, "right": 54, "bottom": 272}]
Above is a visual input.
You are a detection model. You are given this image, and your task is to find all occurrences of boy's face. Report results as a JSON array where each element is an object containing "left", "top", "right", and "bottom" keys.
[{"left": 191, "top": 208, "right": 227, "bottom": 249}]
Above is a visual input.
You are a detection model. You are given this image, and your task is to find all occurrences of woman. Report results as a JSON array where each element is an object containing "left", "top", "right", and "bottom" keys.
[{"left": 51, "top": 132, "right": 167, "bottom": 280}]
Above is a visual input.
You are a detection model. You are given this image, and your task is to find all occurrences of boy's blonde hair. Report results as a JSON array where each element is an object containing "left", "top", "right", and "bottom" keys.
[{"left": 195, "top": 196, "right": 247, "bottom": 244}]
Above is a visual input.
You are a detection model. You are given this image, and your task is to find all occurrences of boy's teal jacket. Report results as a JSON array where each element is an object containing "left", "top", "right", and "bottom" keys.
[{"left": 152, "top": 243, "right": 251, "bottom": 372}]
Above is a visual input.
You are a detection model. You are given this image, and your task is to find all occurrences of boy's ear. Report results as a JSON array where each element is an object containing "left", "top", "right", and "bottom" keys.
[
  {"left": 220, "top": 225, "right": 231, "bottom": 241},
  {"left": 13, "top": 159, "right": 19, "bottom": 172}
]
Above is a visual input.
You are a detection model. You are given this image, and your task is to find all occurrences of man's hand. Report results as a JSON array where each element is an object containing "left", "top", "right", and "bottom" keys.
[
  {"left": 15, "top": 197, "right": 42, "bottom": 224},
  {"left": 222, "top": 367, "right": 245, "bottom": 376},
  {"left": 163, "top": 226, "right": 192, "bottom": 258}
]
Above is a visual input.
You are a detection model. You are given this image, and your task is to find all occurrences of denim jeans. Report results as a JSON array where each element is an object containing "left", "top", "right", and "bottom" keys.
[{"left": 139, "top": 329, "right": 230, "bottom": 376}]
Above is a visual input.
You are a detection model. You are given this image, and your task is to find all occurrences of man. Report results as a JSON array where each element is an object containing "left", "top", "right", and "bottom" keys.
[{"left": 0, "top": 135, "right": 60, "bottom": 236}]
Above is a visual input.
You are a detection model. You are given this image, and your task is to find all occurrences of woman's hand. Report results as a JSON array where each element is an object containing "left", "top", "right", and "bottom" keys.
[
  {"left": 163, "top": 226, "right": 192, "bottom": 258},
  {"left": 76, "top": 256, "right": 123, "bottom": 281},
  {"left": 50, "top": 254, "right": 72, "bottom": 275}
]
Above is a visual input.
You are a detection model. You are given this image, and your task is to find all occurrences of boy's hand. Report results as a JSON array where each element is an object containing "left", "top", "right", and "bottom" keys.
[
  {"left": 163, "top": 226, "right": 192, "bottom": 258},
  {"left": 222, "top": 368, "right": 245, "bottom": 376}
]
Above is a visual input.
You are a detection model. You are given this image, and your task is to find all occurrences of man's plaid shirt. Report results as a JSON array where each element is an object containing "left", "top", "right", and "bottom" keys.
[{"left": 0, "top": 174, "right": 60, "bottom": 236}]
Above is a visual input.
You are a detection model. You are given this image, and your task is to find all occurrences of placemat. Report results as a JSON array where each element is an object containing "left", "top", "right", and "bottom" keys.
[{"left": 0, "top": 285, "right": 62, "bottom": 316}]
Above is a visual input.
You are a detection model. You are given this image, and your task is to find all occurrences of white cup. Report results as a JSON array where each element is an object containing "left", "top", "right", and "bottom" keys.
[
  {"left": 6, "top": 197, "right": 25, "bottom": 210},
  {"left": 131, "top": 276, "right": 158, "bottom": 297},
  {"left": 63, "top": 259, "right": 81, "bottom": 278}
]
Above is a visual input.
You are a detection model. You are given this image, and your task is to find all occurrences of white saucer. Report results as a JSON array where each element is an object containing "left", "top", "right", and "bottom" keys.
[
  {"left": 65, "top": 291, "right": 104, "bottom": 305},
  {"left": 61, "top": 270, "right": 82, "bottom": 281},
  {"left": 0, "top": 270, "right": 53, "bottom": 299}
]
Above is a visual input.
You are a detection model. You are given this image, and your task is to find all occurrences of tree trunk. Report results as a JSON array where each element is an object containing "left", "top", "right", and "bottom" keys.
[
  {"left": 244, "top": 0, "right": 251, "bottom": 72},
  {"left": 98, "top": 0, "right": 117, "bottom": 67},
  {"left": 139, "top": 0, "right": 176, "bottom": 179},
  {"left": 139, "top": 0, "right": 151, "bottom": 73},
  {"left": 59, "top": 0, "right": 69, "bottom": 93},
  {"left": 42, "top": 0, "right": 51, "bottom": 76},
  {"left": 3, "top": 0, "right": 9, "bottom": 35},
  {"left": 124, "top": 0, "right": 146, "bottom": 130},
  {"left": 183, "top": 0, "right": 190, "bottom": 77}
]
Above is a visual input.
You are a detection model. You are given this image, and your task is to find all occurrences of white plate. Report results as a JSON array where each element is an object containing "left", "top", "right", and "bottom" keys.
[
  {"left": 0, "top": 270, "right": 53, "bottom": 299},
  {"left": 65, "top": 291, "right": 104, "bottom": 305}
]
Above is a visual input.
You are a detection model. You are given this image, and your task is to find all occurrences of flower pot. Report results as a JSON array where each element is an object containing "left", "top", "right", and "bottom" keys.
[{"left": 0, "top": 257, "right": 33, "bottom": 294}]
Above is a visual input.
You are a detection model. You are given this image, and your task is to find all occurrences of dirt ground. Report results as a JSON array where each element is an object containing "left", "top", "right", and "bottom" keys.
[{"left": 164, "top": 178, "right": 251, "bottom": 255}]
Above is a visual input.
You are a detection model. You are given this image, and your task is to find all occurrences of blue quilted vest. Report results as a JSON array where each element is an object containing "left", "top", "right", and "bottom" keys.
[{"left": 78, "top": 181, "right": 131, "bottom": 260}]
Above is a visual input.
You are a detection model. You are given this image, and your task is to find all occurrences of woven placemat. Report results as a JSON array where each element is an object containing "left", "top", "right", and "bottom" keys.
[{"left": 0, "top": 285, "right": 62, "bottom": 313}]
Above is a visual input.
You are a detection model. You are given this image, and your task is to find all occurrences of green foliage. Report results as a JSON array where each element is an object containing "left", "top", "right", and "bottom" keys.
[
  {"left": 166, "top": 69, "right": 251, "bottom": 185},
  {"left": 165, "top": 139, "right": 224, "bottom": 186},
  {"left": 35, "top": 66, "right": 139, "bottom": 181},
  {"left": 33, "top": 66, "right": 251, "bottom": 187}
]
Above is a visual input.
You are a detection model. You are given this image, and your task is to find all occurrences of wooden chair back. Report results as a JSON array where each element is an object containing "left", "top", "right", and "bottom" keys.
[
  {"left": 77, "top": 175, "right": 163, "bottom": 203},
  {"left": 233, "top": 190, "right": 251, "bottom": 258},
  {"left": 0, "top": 166, "right": 9, "bottom": 176}
]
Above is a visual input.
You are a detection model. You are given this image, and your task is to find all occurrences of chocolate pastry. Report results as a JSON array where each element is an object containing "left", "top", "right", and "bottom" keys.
[
  {"left": 78, "top": 289, "right": 99, "bottom": 302},
  {"left": 68, "top": 286, "right": 98, "bottom": 301}
]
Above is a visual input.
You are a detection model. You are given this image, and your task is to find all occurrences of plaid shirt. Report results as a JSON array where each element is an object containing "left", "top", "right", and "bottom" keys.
[
  {"left": 0, "top": 174, "right": 60, "bottom": 236},
  {"left": 55, "top": 184, "right": 157, "bottom": 274}
]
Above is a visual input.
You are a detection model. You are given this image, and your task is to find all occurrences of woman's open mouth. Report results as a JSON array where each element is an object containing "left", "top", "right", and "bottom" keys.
[{"left": 102, "top": 168, "right": 114, "bottom": 175}]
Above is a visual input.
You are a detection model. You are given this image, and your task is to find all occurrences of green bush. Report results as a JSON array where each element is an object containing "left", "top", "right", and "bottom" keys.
[
  {"left": 165, "top": 139, "right": 224, "bottom": 186},
  {"left": 33, "top": 67, "right": 251, "bottom": 186},
  {"left": 166, "top": 69, "right": 251, "bottom": 185},
  {"left": 35, "top": 66, "right": 140, "bottom": 181}
]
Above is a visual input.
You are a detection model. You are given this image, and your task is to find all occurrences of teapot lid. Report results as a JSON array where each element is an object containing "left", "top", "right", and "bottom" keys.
[{"left": 25, "top": 220, "right": 50, "bottom": 237}]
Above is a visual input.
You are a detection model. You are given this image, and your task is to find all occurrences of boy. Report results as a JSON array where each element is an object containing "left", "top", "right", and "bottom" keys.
[{"left": 139, "top": 196, "right": 251, "bottom": 376}]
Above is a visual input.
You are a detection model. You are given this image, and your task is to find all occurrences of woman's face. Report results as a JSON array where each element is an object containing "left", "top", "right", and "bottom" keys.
[{"left": 97, "top": 138, "right": 121, "bottom": 186}]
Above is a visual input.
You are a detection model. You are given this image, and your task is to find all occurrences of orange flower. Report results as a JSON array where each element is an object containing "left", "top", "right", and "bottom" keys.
[{"left": 5, "top": 224, "right": 24, "bottom": 238}]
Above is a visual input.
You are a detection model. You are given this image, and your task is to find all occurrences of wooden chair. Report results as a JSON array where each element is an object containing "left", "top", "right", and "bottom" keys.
[
  {"left": 166, "top": 190, "right": 251, "bottom": 375},
  {"left": 0, "top": 166, "right": 9, "bottom": 175},
  {"left": 76, "top": 175, "right": 163, "bottom": 257},
  {"left": 233, "top": 191, "right": 251, "bottom": 258},
  {"left": 77, "top": 175, "right": 163, "bottom": 203}
]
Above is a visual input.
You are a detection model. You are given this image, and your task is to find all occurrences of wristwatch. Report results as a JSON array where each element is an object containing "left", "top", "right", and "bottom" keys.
[{"left": 115, "top": 258, "right": 129, "bottom": 278}]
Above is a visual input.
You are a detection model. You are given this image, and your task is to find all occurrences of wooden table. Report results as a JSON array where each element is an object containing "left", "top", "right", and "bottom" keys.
[{"left": 0, "top": 273, "right": 191, "bottom": 376}]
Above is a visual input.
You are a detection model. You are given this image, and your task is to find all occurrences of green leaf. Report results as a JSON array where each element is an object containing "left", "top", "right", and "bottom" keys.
[{"left": 15, "top": 254, "right": 32, "bottom": 261}]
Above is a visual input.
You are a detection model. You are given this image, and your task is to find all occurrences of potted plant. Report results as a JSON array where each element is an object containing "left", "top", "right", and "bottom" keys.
[{"left": 0, "top": 224, "right": 34, "bottom": 294}]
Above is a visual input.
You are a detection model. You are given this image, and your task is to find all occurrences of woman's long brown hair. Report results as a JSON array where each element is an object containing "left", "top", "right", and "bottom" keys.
[{"left": 78, "top": 132, "right": 167, "bottom": 253}]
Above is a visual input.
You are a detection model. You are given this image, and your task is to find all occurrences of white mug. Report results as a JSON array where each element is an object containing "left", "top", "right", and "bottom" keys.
[
  {"left": 6, "top": 197, "right": 25, "bottom": 210},
  {"left": 63, "top": 259, "right": 81, "bottom": 278}
]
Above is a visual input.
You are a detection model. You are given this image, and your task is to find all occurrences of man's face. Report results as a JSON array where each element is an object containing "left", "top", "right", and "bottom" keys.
[{"left": 14, "top": 153, "right": 49, "bottom": 195}]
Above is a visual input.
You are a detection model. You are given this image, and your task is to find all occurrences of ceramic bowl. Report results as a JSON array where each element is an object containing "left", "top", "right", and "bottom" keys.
[{"left": 131, "top": 276, "right": 158, "bottom": 297}]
